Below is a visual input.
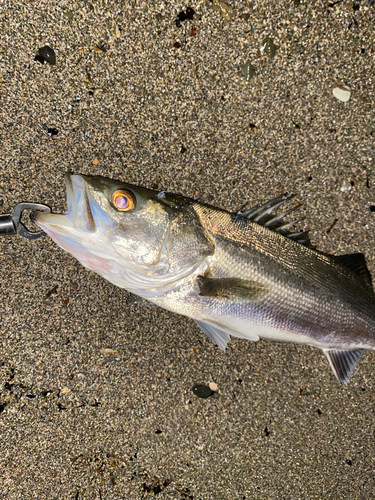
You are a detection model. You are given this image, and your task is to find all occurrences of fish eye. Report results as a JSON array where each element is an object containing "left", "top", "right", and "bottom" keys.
[{"left": 111, "top": 190, "right": 136, "bottom": 211}]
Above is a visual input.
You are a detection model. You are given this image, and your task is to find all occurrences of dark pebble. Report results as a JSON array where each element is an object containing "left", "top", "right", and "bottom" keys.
[
  {"left": 35, "top": 46, "right": 56, "bottom": 65},
  {"left": 186, "top": 7, "right": 195, "bottom": 20},
  {"left": 192, "top": 384, "right": 214, "bottom": 399},
  {"left": 178, "top": 11, "right": 187, "bottom": 22},
  {"left": 47, "top": 128, "right": 59, "bottom": 136}
]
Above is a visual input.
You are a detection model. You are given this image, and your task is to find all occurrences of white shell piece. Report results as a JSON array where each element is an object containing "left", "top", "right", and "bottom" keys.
[{"left": 333, "top": 85, "right": 351, "bottom": 102}]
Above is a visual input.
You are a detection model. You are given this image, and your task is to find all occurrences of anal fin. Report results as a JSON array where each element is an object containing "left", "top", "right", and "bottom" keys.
[
  {"left": 323, "top": 348, "right": 362, "bottom": 384},
  {"left": 194, "top": 319, "right": 259, "bottom": 351}
]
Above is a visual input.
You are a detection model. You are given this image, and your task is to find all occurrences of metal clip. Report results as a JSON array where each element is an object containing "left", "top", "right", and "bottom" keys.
[{"left": 0, "top": 202, "right": 51, "bottom": 240}]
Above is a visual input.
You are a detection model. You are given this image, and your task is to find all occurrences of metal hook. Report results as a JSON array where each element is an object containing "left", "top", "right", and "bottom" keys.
[{"left": 0, "top": 202, "right": 51, "bottom": 240}]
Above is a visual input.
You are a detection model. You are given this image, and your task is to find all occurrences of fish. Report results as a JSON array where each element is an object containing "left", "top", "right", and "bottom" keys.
[{"left": 34, "top": 173, "right": 375, "bottom": 384}]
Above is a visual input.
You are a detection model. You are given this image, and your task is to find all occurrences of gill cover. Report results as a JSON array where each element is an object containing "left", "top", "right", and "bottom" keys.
[{"left": 34, "top": 174, "right": 214, "bottom": 297}]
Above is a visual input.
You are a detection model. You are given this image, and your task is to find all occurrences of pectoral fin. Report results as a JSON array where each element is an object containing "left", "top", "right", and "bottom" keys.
[
  {"left": 197, "top": 276, "right": 268, "bottom": 301},
  {"left": 194, "top": 319, "right": 259, "bottom": 351},
  {"left": 323, "top": 348, "right": 362, "bottom": 384}
]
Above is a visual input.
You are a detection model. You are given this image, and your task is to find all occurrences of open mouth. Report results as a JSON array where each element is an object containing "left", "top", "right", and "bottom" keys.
[{"left": 34, "top": 173, "right": 116, "bottom": 241}]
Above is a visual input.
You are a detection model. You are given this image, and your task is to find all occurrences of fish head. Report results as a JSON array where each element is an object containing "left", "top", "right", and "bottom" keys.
[{"left": 34, "top": 174, "right": 213, "bottom": 295}]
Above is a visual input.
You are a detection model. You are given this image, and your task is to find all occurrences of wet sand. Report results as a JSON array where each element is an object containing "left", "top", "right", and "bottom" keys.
[{"left": 1, "top": 1, "right": 375, "bottom": 498}]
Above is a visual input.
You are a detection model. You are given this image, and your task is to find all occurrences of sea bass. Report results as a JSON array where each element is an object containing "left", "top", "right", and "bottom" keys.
[{"left": 34, "top": 174, "right": 375, "bottom": 384}]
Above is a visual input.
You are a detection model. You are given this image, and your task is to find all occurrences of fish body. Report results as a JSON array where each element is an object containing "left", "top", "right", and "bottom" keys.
[{"left": 35, "top": 174, "right": 375, "bottom": 383}]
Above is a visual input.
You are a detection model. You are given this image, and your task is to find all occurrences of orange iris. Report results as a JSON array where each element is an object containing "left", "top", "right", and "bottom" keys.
[{"left": 111, "top": 190, "right": 136, "bottom": 211}]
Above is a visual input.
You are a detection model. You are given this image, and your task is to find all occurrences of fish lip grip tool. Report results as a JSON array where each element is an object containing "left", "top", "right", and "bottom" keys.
[{"left": 0, "top": 202, "right": 51, "bottom": 240}]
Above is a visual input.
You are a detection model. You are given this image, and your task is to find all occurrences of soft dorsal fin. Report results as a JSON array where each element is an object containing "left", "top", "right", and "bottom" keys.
[
  {"left": 237, "top": 194, "right": 314, "bottom": 248},
  {"left": 333, "top": 253, "right": 373, "bottom": 289},
  {"left": 323, "top": 349, "right": 362, "bottom": 384}
]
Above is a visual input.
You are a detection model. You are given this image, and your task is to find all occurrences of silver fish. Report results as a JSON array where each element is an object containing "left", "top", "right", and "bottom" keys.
[{"left": 35, "top": 173, "right": 375, "bottom": 384}]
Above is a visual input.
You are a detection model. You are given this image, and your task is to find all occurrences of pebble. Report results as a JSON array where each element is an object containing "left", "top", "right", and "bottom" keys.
[
  {"left": 100, "top": 348, "right": 117, "bottom": 354},
  {"left": 186, "top": 7, "right": 195, "bottom": 20},
  {"left": 64, "top": 10, "right": 74, "bottom": 20},
  {"left": 340, "top": 179, "right": 352, "bottom": 193},
  {"left": 209, "top": 382, "right": 218, "bottom": 392},
  {"left": 333, "top": 85, "right": 351, "bottom": 102},
  {"left": 35, "top": 46, "right": 56, "bottom": 65},
  {"left": 261, "top": 37, "right": 278, "bottom": 58},
  {"left": 242, "top": 61, "right": 255, "bottom": 81},
  {"left": 60, "top": 387, "right": 70, "bottom": 395},
  {"left": 212, "top": 0, "right": 233, "bottom": 21},
  {"left": 192, "top": 384, "right": 214, "bottom": 399}
]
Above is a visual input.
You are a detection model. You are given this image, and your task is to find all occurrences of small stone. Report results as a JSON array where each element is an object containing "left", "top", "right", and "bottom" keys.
[
  {"left": 212, "top": 0, "right": 233, "bottom": 21},
  {"left": 186, "top": 7, "right": 195, "bottom": 20},
  {"left": 178, "top": 11, "right": 187, "bottom": 22},
  {"left": 209, "top": 382, "right": 218, "bottom": 392},
  {"left": 64, "top": 9, "right": 74, "bottom": 20},
  {"left": 115, "top": 26, "right": 121, "bottom": 38},
  {"left": 192, "top": 384, "right": 214, "bottom": 399},
  {"left": 93, "top": 158, "right": 99, "bottom": 165},
  {"left": 340, "top": 179, "right": 352, "bottom": 193},
  {"left": 94, "top": 44, "right": 106, "bottom": 53},
  {"left": 100, "top": 348, "right": 116, "bottom": 354},
  {"left": 261, "top": 37, "right": 278, "bottom": 58},
  {"left": 333, "top": 84, "right": 351, "bottom": 102},
  {"left": 190, "top": 27, "right": 197, "bottom": 37},
  {"left": 173, "top": 41, "right": 181, "bottom": 49},
  {"left": 60, "top": 387, "right": 70, "bottom": 395},
  {"left": 47, "top": 128, "right": 58, "bottom": 136},
  {"left": 35, "top": 46, "right": 56, "bottom": 65},
  {"left": 242, "top": 61, "right": 255, "bottom": 81}
]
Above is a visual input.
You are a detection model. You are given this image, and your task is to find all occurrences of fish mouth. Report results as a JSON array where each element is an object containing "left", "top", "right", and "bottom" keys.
[{"left": 34, "top": 173, "right": 116, "bottom": 241}]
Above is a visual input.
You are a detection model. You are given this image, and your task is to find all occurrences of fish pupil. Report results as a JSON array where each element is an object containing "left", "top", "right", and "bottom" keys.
[{"left": 116, "top": 195, "right": 129, "bottom": 209}]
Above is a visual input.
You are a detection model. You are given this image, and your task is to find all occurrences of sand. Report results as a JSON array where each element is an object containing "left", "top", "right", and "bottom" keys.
[{"left": 1, "top": 0, "right": 375, "bottom": 498}]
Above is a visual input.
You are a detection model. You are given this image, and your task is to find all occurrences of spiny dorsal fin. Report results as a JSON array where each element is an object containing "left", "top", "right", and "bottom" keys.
[
  {"left": 333, "top": 253, "right": 373, "bottom": 290},
  {"left": 323, "top": 349, "right": 362, "bottom": 384},
  {"left": 197, "top": 276, "right": 268, "bottom": 301},
  {"left": 237, "top": 194, "right": 314, "bottom": 248}
]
